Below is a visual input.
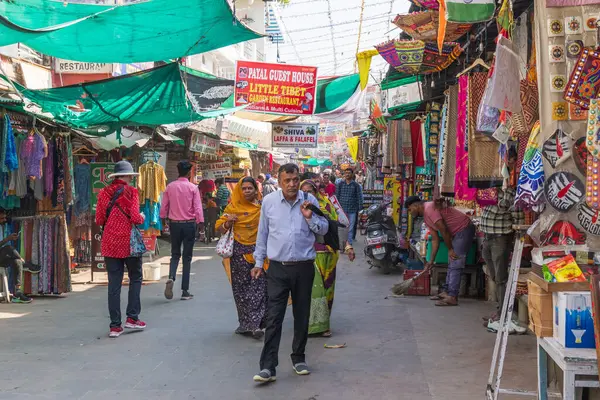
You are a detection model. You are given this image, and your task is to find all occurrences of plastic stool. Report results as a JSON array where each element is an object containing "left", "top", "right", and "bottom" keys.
[{"left": 0, "top": 266, "right": 10, "bottom": 303}]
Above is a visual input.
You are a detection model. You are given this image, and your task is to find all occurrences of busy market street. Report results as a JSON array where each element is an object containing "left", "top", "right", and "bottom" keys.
[{"left": 0, "top": 241, "right": 537, "bottom": 400}]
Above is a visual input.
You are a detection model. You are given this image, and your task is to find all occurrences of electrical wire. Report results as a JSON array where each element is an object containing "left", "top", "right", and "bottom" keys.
[
  {"left": 354, "top": 0, "right": 366, "bottom": 72},
  {"left": 281, "top": 1, "right": 391, "bottom": 19},
  {"left": 277, "top": 20, "right": 389, "bottom": 45},
  {"left": 325, "top": 0, "right": 338, "bottom": 73},
  {"left": 284, "top": 14, "right": 391, "bottom": 33}
]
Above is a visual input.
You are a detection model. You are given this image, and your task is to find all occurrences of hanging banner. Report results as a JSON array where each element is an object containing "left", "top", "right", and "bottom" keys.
[
  {"left": 234, "top": 61, "right": 318, "bottom": 115},
  {"left": 189, "top": 132, "right": 219, "bottom": 156},
  {"left": 200, "top": 159, "right": 233, "bottom": 180},
  {"left": 272, "top": 122, "right": 319, "bottom": 148},
  {"left": 182, "top": 70, "right": 234, "bottom": 111},
  {"left": 90, "top": 162, "right": 115, "bottom": 213}
]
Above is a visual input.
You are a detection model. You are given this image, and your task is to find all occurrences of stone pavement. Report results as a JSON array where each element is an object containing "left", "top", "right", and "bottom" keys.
[{"left": 0, "top": 241, "right": 538, "bottom": 400}]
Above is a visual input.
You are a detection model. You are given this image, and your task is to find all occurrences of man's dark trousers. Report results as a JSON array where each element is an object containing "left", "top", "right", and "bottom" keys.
[
  {"left": 169, "top": 221, "right": 196, "bottom": 291},
  {"left": 259, "top": 260, "right": 315, "bottom": 374}
]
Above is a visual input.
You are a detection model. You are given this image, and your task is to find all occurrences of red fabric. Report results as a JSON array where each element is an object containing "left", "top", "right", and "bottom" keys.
[
  {"left": 324, "top": 183, "right": 336, "bottom": 197},
  {"left": 95, "top": 179, "right": 145, "bottom": 258},
  {"left": 410, "top": 121, "right": 425, "bottom": 167}
]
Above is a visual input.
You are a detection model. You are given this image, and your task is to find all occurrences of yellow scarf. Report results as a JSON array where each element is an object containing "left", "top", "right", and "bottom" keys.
[{"left": 215, "top": 178, "right": 262, "bottom": 246}]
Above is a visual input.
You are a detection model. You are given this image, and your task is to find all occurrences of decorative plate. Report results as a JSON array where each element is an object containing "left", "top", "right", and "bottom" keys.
[
  {"left": 544, "top": 171, "right": 585, "bottom": 212},
  {"left": 574, "top": 137, "right": 590, "bottom": 175},
  {"left": 569, "top": 102, "right": 588, "bottom": 121},
  {"left": 542, "top": 129, "right": 574, "bottom": 168},
  {"left": 565, "top": 16, "right": 583, "bottom": 34},
  {"left": 541, "top": 221, "right": 587, "bottom": 246},
  {"left": 552, "top": 101, "right": 568, "bottom": 121},
  {"left": 549, "top": 44, "right": 566, "bottom": 63},
  {"left": 550, "top": 74, "right": 567, "bottom": 92},
  {"left": 567, "top": 40, "right": 584, "bottom": 59},
  {"left": 584, "top": 14, "right": 598, "bottom": 31},
  {"left": 548, "top": 18, "right": 565, "bottom": 37},
  {"left": 587, "top": 155, "right": 600, "bottom": 209},
  {"left": 577, "top": 202, "right": 600, "bottom": 236}
]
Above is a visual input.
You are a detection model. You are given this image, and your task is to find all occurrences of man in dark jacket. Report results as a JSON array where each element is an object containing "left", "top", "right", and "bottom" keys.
[{"left": 335, "top": 168, "right": 363, "bottom": 245}]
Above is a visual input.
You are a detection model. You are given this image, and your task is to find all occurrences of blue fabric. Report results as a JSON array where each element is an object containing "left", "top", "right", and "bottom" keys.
[
  {"left": 335, "top": 180, "right": 364, "bottom": 213},
  {"left": 3, "top": 116, "right": 17, "bottom": 172},
  {"left": 139, "top": 200, "right": 162, "bottom": 231},
  {"left": 347, "top": 212, "right": 357, "bottom": 245},
  {"left": 130, "top": 226, "right": 147, "bottom": 257},
  {"left": 253, "top": 190, "right": 328, "bottom": 269},
  {"left": 74, "top": 163, "right": 91, "bottom": 216}
]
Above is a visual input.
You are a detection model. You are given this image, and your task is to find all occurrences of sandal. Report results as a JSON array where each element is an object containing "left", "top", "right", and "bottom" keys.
[
  {"left": 321, "top": 330, "right": 332, "bottom": 338},
  {"left": 429, "top": 293, "right": 448, "bottom": 301},
  {"left": 435, "top": 299, "right": 458, "bottom": 307}
]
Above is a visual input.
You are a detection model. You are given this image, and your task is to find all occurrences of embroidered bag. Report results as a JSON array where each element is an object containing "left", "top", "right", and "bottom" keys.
[{"left": 216, "top": 228, "right": 234, "bottom": 258}]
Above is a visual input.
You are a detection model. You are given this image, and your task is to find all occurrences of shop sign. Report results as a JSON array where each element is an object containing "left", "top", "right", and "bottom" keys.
[
  {"left": 54, "top": 58, "right": 113, "bottom": 74},
  {"left": 200, "top": 159, "right": 232, "bottom": 180},
  {"left": 190, "top": 132, "right": 219, "bottom": 155},
  {"left": 363, "top": 190, "right": 384, "bottom": 208},
  {"left": 386, "top": 82, "right": 422, "bottom": 110},
  {"left": 272, "top": 122, "right": 319, "bottom": 148},
  {"left": 91, "top": 223, "right": 105, "bottom": 272},
  {"left": 143, "top": 235, "right": 157, "bottom": 252},
  {"left": 234, "top": 60, "right": 318, "bottom": 115},
  {"left": 90, "top": 163, "right": 115, "bottom": 213}
]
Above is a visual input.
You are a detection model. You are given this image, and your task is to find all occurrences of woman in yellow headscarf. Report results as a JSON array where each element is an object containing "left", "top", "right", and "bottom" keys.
[{"left": 216, "top": 177, "right": 266, "bottom": 340}]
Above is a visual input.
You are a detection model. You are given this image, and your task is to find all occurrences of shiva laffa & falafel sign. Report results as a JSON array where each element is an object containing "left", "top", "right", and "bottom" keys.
[
  {"left": 272, "top": 123, "right": 319, "bottom": 149},
  {"left": 234, "top": 61, "right": 318, "bottom": 115}
]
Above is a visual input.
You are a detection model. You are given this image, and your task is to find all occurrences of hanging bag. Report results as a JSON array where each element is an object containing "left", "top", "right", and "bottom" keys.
[
  {"left": 115, "top": 203, "right": 147, "bottom": 258},
  {"left": 216, "top": 226, "right": 234, "bottom": 258}
]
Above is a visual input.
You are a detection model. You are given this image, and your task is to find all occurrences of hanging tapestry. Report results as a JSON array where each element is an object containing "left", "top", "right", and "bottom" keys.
[
  {"left": 587, "top": 99, "right": 600, "bottom": 157},
  {"left": 565, "top": 16, "right": 584, "bottom": 34},
  {"left": 548, "top": 18, "right": 565, "bottom": 37},
  {"left": 542, "top": 129, "right": 574, "bottom": 168},
  {"left": 455, "top": 75, "right": 477, "bottom": 201},
  {"left": 564, "top": 48, "right": 600, "bottom": 109},
  {"left": 509, "top": 79, "right": 539, "bottom": 136},
  {"left": 441, "top": 85, "right": 459, "bottom": 195},
  {"left": 552, "top": 102, "right": 568, "bottom": 121},
  {"left": 469, "top": 72, "right": 503, "bottom": 187},
  {"left": 375, "top": 40, "right": 462, "bottom": 75},
  {"left": 587, "top": 155, "right": 600, "bottom": 209},
  {"left": 544, "top": 171, "right": 585, "bottom": 212},
  {"left": 392, "top": 11, "right": 471, "bottom": 42},
  {"left": 483, "top": 37, "right": 522, "bottom": 113},
  {"left": 574, "top": 137, "right": 589, "bottom": 176},
  {"left": 577, "top": 203, "right": 600, "bottom": 236},
  {"left": 541, "top": 221, "right": 587, "bottom": 246},
  {"left": 569, "top": 103, "right": 588, "bottom": 120},
  {"left": 445, "top": 0, "right": 495, "bottom": 23},
  {"left": 437, "top": 100, "right": 449, "bottom": 198},
  {"left": 515, "top": 122, "right": 545, "bottom": 212}
]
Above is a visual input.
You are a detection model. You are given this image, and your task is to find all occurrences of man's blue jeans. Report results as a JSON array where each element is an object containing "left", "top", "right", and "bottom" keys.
[{"left": 347, "top": 212, "right": 357, "bottom": 246}]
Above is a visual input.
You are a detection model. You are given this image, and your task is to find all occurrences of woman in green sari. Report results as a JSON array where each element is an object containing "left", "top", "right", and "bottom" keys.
[{"left": 300, "top": 179, "right": 340, "bottom": 337}]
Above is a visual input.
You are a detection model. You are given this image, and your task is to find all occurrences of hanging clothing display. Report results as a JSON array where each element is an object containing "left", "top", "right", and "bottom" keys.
[
  {"left": 440, "top": 85, "right": 458, "bottom": 195},
  {"left": 454, "top": 75, "right": 477, "bottom": 201},
  {"left": 515, "top": 122, "right": 545, "bottom": 212},
  {"left": 138, "top": 161, "right": 167, "bottom": 236}
]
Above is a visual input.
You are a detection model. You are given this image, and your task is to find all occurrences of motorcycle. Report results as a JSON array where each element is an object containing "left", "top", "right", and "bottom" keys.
[{"left": 363, "top": 202, "right": 402, "bottom": 274}]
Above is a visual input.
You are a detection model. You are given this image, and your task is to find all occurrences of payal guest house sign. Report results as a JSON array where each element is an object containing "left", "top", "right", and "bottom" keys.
[
  {"left": 234, "top": 61, "right": 318, "bottom": 115},
  {"left": 272, "top": 123, "right": 319, "bottom": 149}
]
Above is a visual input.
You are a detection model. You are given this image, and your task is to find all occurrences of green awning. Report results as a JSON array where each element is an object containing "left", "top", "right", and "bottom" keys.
[
  {"left": 0, "top": 0, "right": 262, "bottom": 63},
  {"left": 381, "top": 71, "right": 422, "bottom": 91},
  {"left": 303, "top": 158, "right": 333, "bottom": 167},
  {"left": 387, "top": 101, "right": 425, "bottom": 119},
  {"left": 220, "top": 139, "right": 258, "bottom": 150},
  {"left": 314, "top": 74, "right": 360, "bottom": 114}
]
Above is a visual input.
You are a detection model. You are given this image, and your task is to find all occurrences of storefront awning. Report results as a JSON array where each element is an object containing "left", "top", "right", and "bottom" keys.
[
  {"left": 220, "top": 139, "right": 258, "bottom": 150},
  {"left": 76, "top": 128, "right": 184, "bottom": 151}
]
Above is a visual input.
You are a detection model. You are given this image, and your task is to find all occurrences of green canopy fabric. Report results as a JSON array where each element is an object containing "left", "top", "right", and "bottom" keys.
[
  {"left": 0, "top": 0, "right": 262, "bottom": 63},
  {"left": 387, "top": 101, "right": 426, "bottom": 119},
  {"left": 380, "top": 71, "right": 422, "bottom": 91},
  {"left": 304, "top": 158, "right": 333, "bottom": 167},
  {"left": 314, "top": 74, "right": 360, "bottom": 114},
  {"left": 3, "top": 63, "right": 245, "bottom": 135}
]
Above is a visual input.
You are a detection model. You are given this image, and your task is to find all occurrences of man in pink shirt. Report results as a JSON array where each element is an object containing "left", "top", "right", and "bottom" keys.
[
  {"left": 405, "top": 196, "right": 475, "bottom": 306},
  {"left": 160, "top": 161, "right": 204, "bottom": 301}
]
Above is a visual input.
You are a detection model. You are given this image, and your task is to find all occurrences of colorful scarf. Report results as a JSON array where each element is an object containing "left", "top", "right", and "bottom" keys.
[
  {"left": 454, "top": 75, "right": 476, "bottom": 201},
  {"left": 215, "top": 178, "right": 262, "bottom": 246},
  {"left": 515, "top": 122, "right": 545, "bottom": 212},
  {"left": 441, "top": 85, "right": 458, "bottom": 195}
]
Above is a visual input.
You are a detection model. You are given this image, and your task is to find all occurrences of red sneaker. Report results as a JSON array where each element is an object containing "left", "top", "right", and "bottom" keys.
[
  {"left": 109, "top": 326, "right": 124, "bottom": 338},
  {"left": 124, "top": 317, "right": 146, "bottom": 330}
]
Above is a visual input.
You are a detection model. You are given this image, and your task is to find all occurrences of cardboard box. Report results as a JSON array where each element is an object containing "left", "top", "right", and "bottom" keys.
[
  {"left": 553, "top": 291, "right": 596, "bottom": 349},
  {"left": 527, "top": 280, "right": 553, "bottom": 337}
]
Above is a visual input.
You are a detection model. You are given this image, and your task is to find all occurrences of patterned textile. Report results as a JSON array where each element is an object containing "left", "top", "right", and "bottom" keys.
[
  {"left": 455, "top": 75, "right": 477, "bottom": 201},
  {"left": 482, "top": 37, "right": 522, "bottom": 113},
  {"left": 375, "top": 40, "right": 462, "bottom": 75},
  {"left": 409, "top": 0, "right": 439, "bottom": 10},
  {"left": 369, "top": 99, "right": 386, "bottom": 132},
  {"left": 508, "top": 79, "right": 539, "bottom": 136},
  {"left": 586, "top": 99, "right": 600, "bottom": 157},
  {"left": 469, "top": 72, "right": 503, "bottom": 187},
  {"left": 547, "top": 0, "right": 600, "bottom": 8},
  {"left": 441, "top": 85, "right": 458, "bottom": 195},
  {"left": 552, "top": 102, "right": 568, "bottom": 121},
  {"left": 436, "top": 99, "right": 449, "bottom": 198},
  {"left": 587, "top": 155, "right": 600, "bottom": 210},
  {"left": 230, "top": 240, "right": 267, "bottom": 332},
  {"left": 569, "top": 103, "right": 588, "bottom": 120},
  {"left": 445, "top": 0, "right": 496, "bottom": 23},
  {"left": 515, "top": 122, "right": 545, "bottom": 212},
  {"left": 392, "top": 11, "right": 471, "bottom": 42},
  {"left": 308, "top": 251, "right": 339, "bottom": 334},
  {"left": 476, "top": 188, "right": 498, "bottom": 207},
  {"left": 565, "top": 47, "right": 600, "bottom": 109}
]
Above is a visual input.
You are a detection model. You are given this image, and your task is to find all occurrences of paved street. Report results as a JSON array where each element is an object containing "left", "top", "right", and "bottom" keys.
[{"left": 0, "top": 241, "right": 537, "bottom": 400}]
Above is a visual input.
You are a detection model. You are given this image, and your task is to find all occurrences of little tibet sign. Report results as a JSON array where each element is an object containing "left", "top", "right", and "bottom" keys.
[{"left": 272, "top": 123, "right": 319, "bottom": 148}]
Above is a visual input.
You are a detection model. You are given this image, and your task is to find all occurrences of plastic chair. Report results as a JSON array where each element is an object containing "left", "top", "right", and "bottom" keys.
[{"left": 0, "top": 266, "right": 11, "bottom": 303}]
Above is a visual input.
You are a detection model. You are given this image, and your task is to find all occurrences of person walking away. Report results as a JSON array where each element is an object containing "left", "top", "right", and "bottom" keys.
[
  {"left": 251, "top": 163, "right": 328, "bottom": 384},
  {"left": 215, "top": 178, "right": 231, "bottom": 214},
  {"left": 405, "top": 196, "right": 475, "bottom": 306},
  {"left": 216, "top": 177, "right": 267, "bottom": 340},
  {"left": 335, "top": 168, "right": 363, "bottom": 246},
  {"left": 300, "top": 179, "right": 339, "bottom": 337},
  {"left": 262, "top": 174, "right": 278, "bottom": 197},
  {"left": 321, "top": 169, "right": 336, "bottom": 197},
  {"left": 256, "top": 174, "right": 265, "bottom": 194},
  {"left": 160, "top": 161, "right": 204, "bottom": 301},
  {"left": 481, "top": 148, "right": 525, "bottom": 332},
  {"left": 95, "top": 161, "right": 146, "bottom": 338},
  {"left": 202, "top": 193, "right": 218, "bottom": 243}
]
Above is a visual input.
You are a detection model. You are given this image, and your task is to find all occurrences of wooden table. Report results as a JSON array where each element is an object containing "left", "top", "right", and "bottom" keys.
[{"left": 537, "top": 337, "right": 599, "bottom": 400}]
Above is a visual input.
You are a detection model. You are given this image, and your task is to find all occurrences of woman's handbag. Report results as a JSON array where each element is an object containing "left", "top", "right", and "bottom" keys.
[
  {"left": 115, "top": 203, "right": 147, "bottom": 257},
  {"left": 216, "top": 228, "right": 234, "bottom": 258}
]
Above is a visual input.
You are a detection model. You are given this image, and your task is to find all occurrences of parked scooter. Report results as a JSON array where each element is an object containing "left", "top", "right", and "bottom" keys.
[{"left": 363, "top": 202, "right": 402, "bottom": 274}]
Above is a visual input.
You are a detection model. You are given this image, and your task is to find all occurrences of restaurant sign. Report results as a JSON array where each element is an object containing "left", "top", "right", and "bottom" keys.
[
  {"left": 272, "top": 122, "right": 319, "bottom": 148},
  {"left": 200, "top": 159, "right": 232, "bottom": 180},
  {"left": 54, "top": 58, "right": 113, "bottom": 74},
  {"left": 190, "top": 132, "right": 219, "bottom": 156}
]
